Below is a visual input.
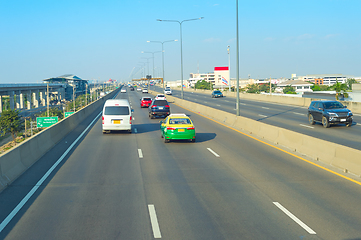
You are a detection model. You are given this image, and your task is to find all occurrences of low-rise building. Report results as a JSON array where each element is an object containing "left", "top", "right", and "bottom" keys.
[
  {"left": 298, "top": 74, "right": 352, "bottom": 86},
  {"left": 278, "top": 80, "right": 313, "bottom": 93}
]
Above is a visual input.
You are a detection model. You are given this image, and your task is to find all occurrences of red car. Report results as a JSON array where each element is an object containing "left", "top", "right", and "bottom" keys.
[{"left": 140, "top": 97, "right": 152, "bottom": 108}]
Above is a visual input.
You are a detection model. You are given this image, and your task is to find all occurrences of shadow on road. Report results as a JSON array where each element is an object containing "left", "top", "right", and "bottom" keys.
[{"left": 194, "top": 132, "right": 216, "bottom": 143}]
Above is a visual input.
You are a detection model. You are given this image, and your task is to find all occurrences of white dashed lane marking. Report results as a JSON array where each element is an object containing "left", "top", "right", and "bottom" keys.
[
  {"left": 300, "top": 124, "right": 314, "bottom": 129},
  {"left": 207, "top": 148, "right": 220, "bottom": 157},
  {"left": 273, "top": 202, "right": 316, "bottom": 235},
  {"left": 148, "top": 204, "right": 162, "bottom": 238},
  {"left": 138, "top": 149, "right": 143, "bottom": 158}
]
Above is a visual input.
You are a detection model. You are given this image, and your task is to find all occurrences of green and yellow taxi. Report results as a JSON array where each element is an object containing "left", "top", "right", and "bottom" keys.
[{"left": 160, "top": 114, "right": 196, "bottom": 143}]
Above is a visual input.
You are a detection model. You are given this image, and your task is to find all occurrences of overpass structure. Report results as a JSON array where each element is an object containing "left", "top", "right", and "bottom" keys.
[
  {"left": 0, "top": 84, "right": 65, "bottom": 113},
  {"left": 132, "top": 77, "right": 163, "bottom": 83}
]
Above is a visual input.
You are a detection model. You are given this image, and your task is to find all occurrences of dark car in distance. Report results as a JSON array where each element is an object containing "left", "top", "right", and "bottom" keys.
[
  {"left": 308, "top": 100, "right": 353, "bottom": 128},
  {"left": 211, "top": 90, "right": 223, "bottom": 98},
  {"left": 148, "top": 99, "right": 170, "bottom": 119}
]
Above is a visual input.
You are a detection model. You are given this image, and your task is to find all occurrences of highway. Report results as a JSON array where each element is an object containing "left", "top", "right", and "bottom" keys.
[
  {"left": 1, "top": 88, "right": 361, "bottom": 239},
  {"left": 153, "top": 86, "right": 361, "bottom": 151}
]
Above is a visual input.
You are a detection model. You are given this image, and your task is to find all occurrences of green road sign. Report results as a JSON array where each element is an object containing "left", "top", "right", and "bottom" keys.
[
  {"left": 65, "top": 112, "right": 75, "bottom": 118},
  {"left": 37, "top": 117, "right": 58, "bottom": 128}
]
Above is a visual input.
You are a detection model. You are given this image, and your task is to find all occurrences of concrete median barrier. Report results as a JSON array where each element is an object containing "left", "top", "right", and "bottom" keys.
[
  {"left": 0, "top": 90, "right": 119, "bottom": 192},
  {"left": 152, "top": 90, "right": 361, "bottom": 177}
]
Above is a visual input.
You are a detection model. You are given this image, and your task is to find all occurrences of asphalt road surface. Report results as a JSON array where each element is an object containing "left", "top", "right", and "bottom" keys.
[
  {"left": 155, "top": 86, "right": 361, "bottom": 151},
  {"left": 1, "top": 88, "right": 361, "bottom": 239}
]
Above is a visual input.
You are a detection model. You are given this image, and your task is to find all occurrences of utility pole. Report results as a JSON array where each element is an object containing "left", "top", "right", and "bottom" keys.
[
  {"left": 73, "top": 85, "right": 75, "bottom": 112},
  {"left": 47, "top": 84, "right": 49, "bottom": 117},
  {"left": 269, "top": 76, "right": 272, "bottom": 95},
  {"left": 228, "top": 45, "right": 231, "bottom": 92}
]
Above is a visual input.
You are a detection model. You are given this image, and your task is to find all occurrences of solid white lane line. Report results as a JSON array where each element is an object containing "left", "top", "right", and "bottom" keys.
[
  {"left": 258, "top": 114, "right": 268, "bottom": 118},
  {"left": 293, "top": 112, "right": 305, "bottom": 116},
  {"left": 207, "top": 148, "right": 220, "bottom": 157},
  {"left": 273, "top": 202, "right": 316, "bottom": 234},
  {"left": 357, "top": 123, "right": 361, "bottom": 126},
  {"left": 138, "top": 149, "right": 143, "bottom": 158},
  {"left": 262, "top": 107, "right": 270, "bottom": 109},
  {"left": 148, "top": 204, "right": 162, "bottom": 238},
  {"left": 0, "top": 111, "right": 103, "bottom": 233},
  {"left": 300, "top": 124, "right": 314, "bottom": 129}
]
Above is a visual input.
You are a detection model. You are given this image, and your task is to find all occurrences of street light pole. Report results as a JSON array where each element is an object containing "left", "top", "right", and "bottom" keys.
[
  {"left": 236, "top": 0, "right": 240, "bottom": 116},
  {"left": 228, "top": 45, "right": 231, "bottom": 92},
  {"left": 157, "top": 17, "right": 204, "bottom": 99},
  {"left": 147, "top": 40, "right": 178, "bottom": 91}
]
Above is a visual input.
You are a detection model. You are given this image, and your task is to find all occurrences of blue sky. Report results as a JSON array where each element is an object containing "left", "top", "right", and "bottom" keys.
[{"left": 0, "top": 0, "right": 360, "bottom": 83}]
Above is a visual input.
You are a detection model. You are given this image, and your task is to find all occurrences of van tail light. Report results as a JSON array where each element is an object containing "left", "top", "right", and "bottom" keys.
[
  {"left": 167, "top": 127, "right": 176, "bottom": 130},
  {"left": 130, "top": 116, "right": 132, "bottom": 124},
  {"left": 187, "top": 127, "right": 195, "bottom": 130},
  {"left": 165, "top": 105, "right": 170, "bottom": 108},
  {"left": 102, "top": 116, "right": 104, "bottom": 124}
]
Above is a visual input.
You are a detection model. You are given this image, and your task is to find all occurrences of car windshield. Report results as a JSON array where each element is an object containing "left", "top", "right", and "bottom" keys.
[
  {"left": 169, "top": 118, "right": 191, "bottom": 124},
  {"left": 323, "top": 102, "right": 344, "bottom": 109},
  {"left": 153, "top": 100, "right": 168, "bottom": 106},
  {"left": 214, "top": 91, "right": 221, "bottom": 93},
  {"left": 143, "top": 98, "right": 152, "bottom": 101},
  {"left": 104, "top": 106, "right": 129, "bottom": 115}
]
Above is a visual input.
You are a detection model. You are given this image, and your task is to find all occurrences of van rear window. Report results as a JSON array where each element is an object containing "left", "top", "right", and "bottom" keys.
[{"left": 104, "top": 106, "right": 129, "bottom": 115}]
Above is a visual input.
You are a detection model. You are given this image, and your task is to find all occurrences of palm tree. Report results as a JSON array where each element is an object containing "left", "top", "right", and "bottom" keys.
[{"left": 331, "top": 78, "right": 348, "bottom": 100}]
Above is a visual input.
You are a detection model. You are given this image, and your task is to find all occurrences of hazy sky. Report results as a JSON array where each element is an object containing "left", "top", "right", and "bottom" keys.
[{"left": 1, "top": 0, "right": 360, "bottom": 83}]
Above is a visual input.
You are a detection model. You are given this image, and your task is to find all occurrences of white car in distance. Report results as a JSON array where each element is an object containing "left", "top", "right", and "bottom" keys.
[
  {"left": 155, "top": 94, "right": 166, "bottom": 100},
  {"left": 164, "top": 87, "right": 172, "bottom": 95}
]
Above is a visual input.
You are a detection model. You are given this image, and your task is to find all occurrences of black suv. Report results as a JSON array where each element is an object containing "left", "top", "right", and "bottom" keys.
[
  {"left": 308, "top": 100, "right": 353, "bottom": 128},
  {"left": 148, "top": 99, "right": 170, "bottom": 118}
]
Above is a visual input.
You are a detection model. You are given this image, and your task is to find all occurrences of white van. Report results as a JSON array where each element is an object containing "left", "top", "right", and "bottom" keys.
[{"left": 102, "top": 99, "right": 133, "bottom": 133}]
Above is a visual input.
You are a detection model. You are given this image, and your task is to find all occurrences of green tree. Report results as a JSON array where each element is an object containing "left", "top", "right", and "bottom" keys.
[
  {"left": 259, "top": 83, "right": 269, "bottom": 92},
  {"left": 246, "top": 84, "right": 259, "bottom": 93},
  {"left": 330, "top": 81, "right": 348, "bottom": 100},
  {"left": 195, "top": 80, "right": 212, "bottom": 90},
  {"left": 311, "top": 84, "right": 321, "bottom": 91},
  {"left": 36, "top": 107, "right": 64, "bottom": 119},
  {"left": 319, "top": 85, "right": 330, "bottom": 91},
  {"left": 283, "top": 85, "right": 296, "bottom": 94},
  {"left": 0, "top": 109, "right": 23, "bottom": 142},
  {"left": 346, "top": 78, "right": 357, "bottom": 90}
]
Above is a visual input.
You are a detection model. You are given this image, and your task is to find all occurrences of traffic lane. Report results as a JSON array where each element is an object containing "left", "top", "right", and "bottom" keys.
[
  {"left": 167, "top": 86, "right": 361, "bottom": 124},
  {"left": 1, "top": 93, "right": 153, "bottom": 239},
  {"left": 135, "top": 103, "right": 322, "bottom": 239},
  {"left": 0, "top": 98, "right": 109, "bottom": 238},
  {"left": 182, "top": 89, "right": 361, "bottom": 125},
  {"left": 166, "top": 88, "right": 361, "bottom": 150},
  {"left": 169, "top": 102, "right": 361, "bottom": 239}
]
